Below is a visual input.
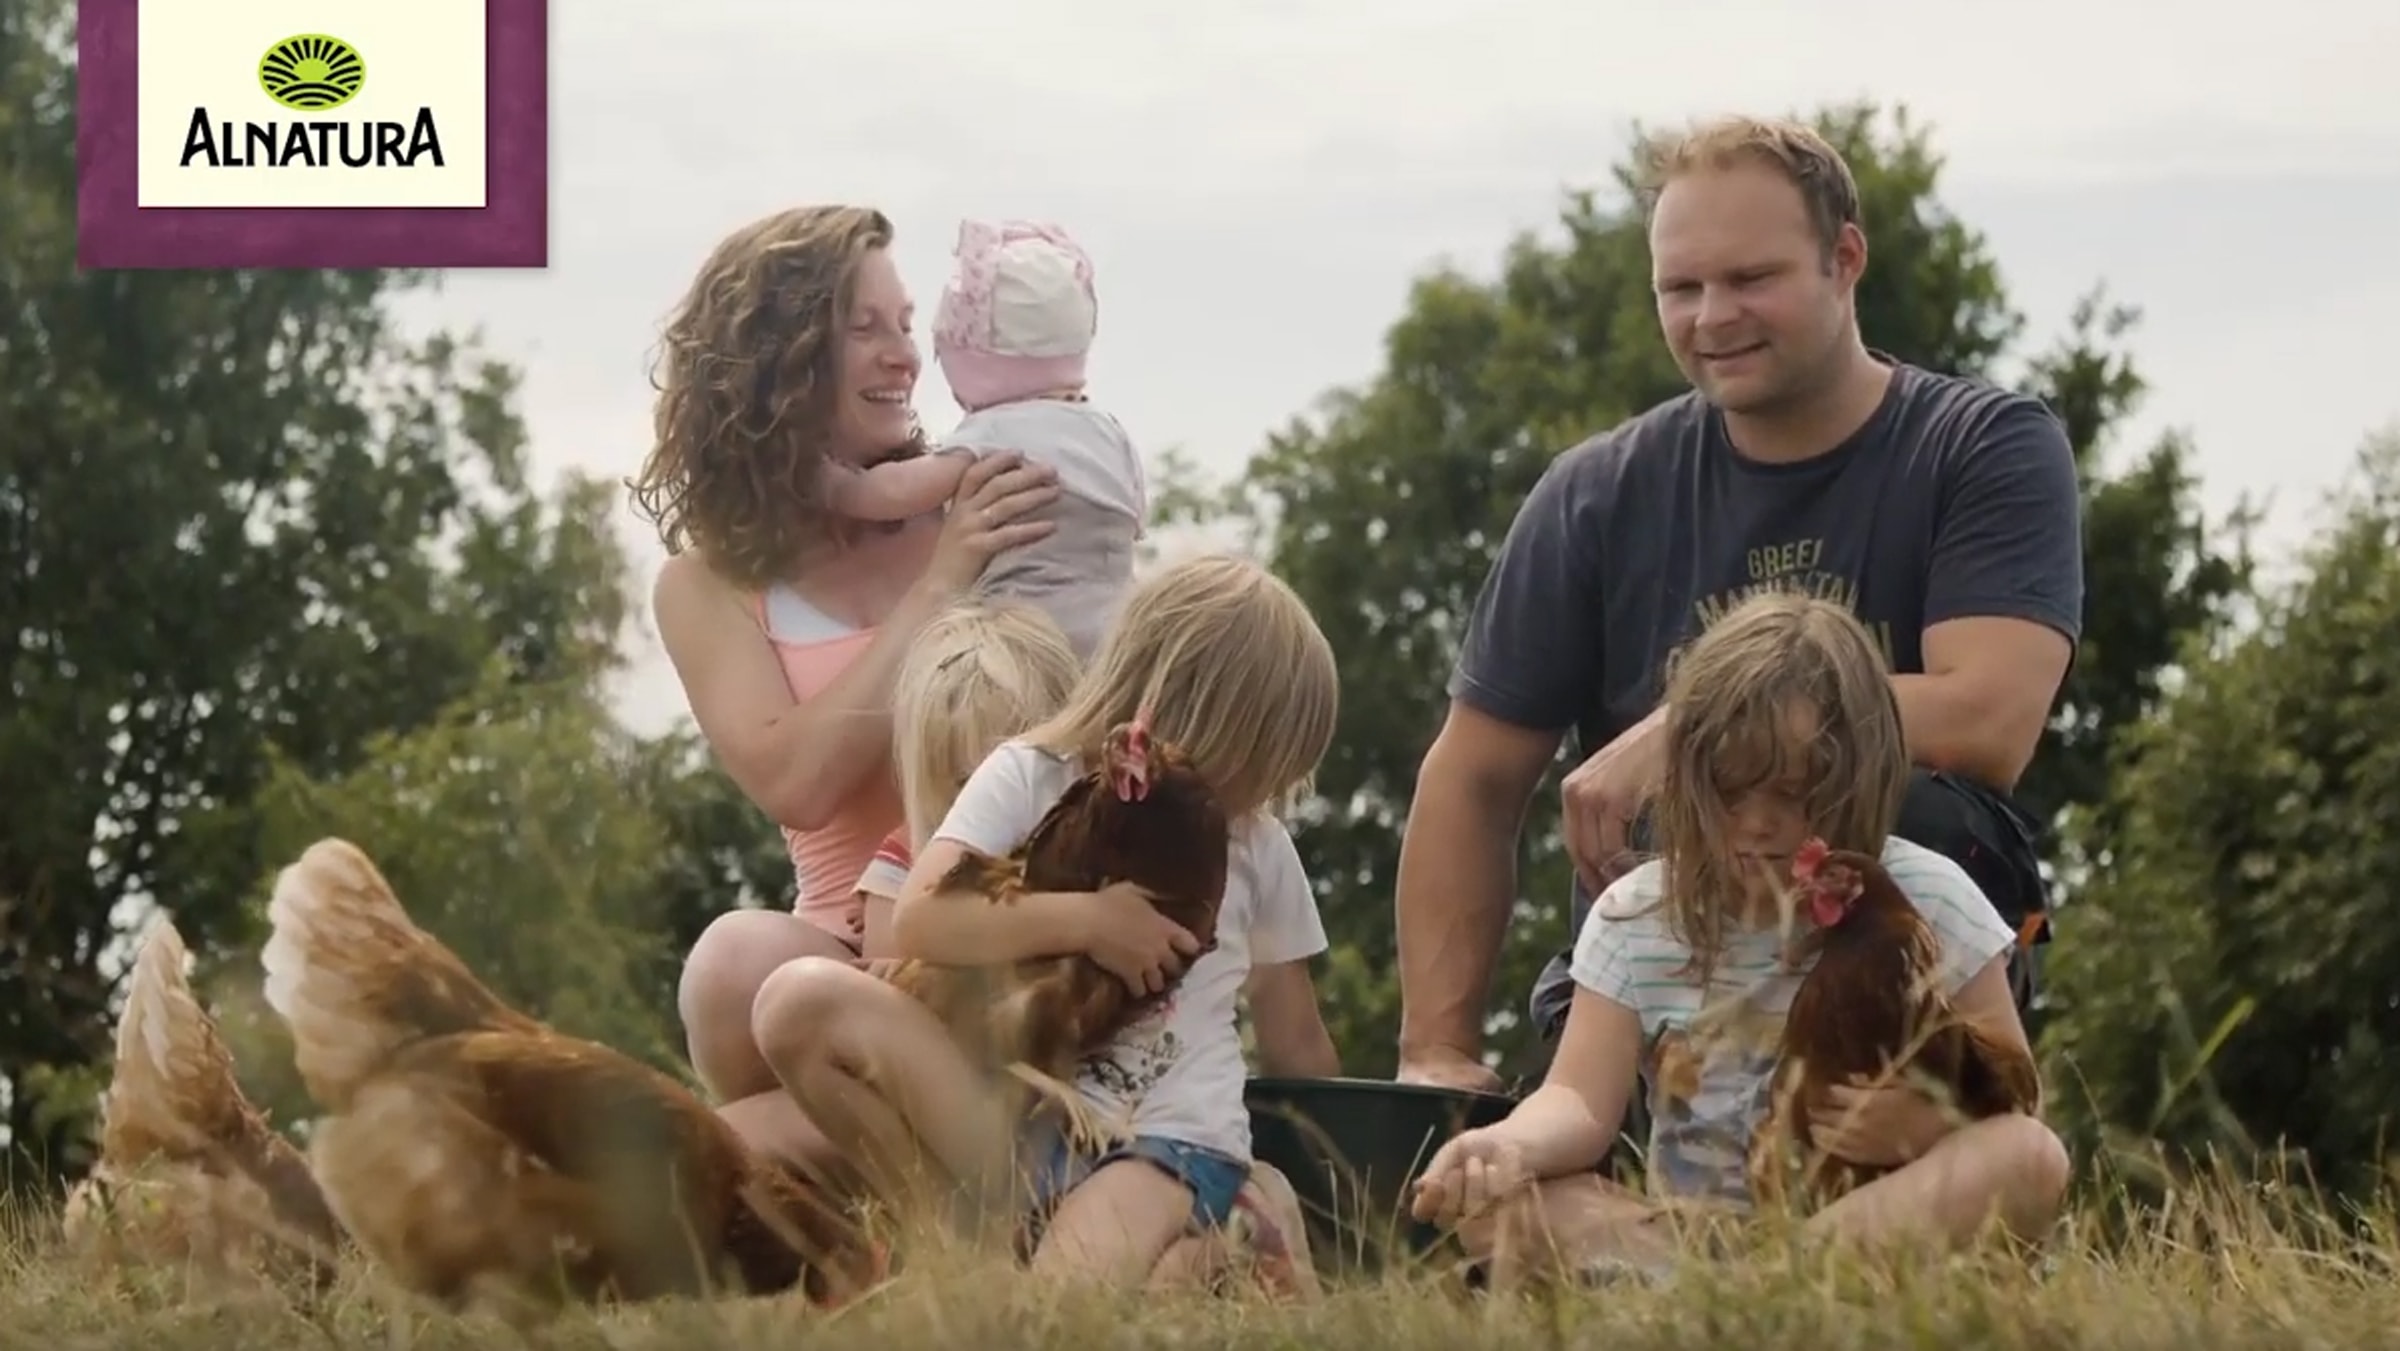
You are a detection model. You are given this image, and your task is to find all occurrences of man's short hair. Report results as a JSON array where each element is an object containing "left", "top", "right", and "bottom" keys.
[{"left": 1633, "top": 115, "right": 1863, "bottom": 256}]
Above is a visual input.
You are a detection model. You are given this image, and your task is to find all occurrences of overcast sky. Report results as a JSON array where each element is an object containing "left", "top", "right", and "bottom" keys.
[{"left": 395, "top": 0, "right": 2400, "bottom": 736}]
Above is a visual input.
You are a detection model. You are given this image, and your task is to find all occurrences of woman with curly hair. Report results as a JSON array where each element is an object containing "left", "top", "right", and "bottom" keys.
[{"left": 633, "top": 205, "right": 1060, "bottom": 1168}]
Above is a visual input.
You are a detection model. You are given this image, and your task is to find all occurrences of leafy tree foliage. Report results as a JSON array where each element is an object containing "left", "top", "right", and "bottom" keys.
[
  {"left": 1, "top": 0, "right": 633, "bottom": 1181},
  {"left": 2043, "top": 428, "right": 2400, "bottom": 1201}
]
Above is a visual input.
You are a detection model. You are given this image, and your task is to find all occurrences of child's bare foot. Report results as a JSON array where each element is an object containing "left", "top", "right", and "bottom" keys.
[{"left": 1233, "top": 1163, "right": 1321, "bottom": 1300}]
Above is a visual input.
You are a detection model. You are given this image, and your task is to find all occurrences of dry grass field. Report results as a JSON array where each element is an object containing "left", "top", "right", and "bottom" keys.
[{"left": 7, "top": 1175, "right": 2395, "bottom": 1351}]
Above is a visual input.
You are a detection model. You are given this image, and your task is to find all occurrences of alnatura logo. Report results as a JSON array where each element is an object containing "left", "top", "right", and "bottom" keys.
[
  {"left": 179, "top": 34, "right": 447, "bottom": 170},
  {"left": 258, "top": 35, "right": 365, "bottom": 110}
]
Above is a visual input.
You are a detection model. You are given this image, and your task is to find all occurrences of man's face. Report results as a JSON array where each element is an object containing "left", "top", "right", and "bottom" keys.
[{"left": 1648, "top": 162, "right": 1861, "bottom": 416}]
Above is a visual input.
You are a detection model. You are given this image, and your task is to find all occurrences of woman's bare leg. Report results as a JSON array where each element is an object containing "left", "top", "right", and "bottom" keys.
[
  {"left": 713, "top": 1093, "right": 846, "bottom": 1172},
  {"left": 679, "top": 909, "right": 858, "bottom": 1098},
  {"left": 750, "top": 957, "right": 1020, "bottom": 1238},
  {"left": 1803, "top": 1113, "right": 2070, "bottom": 1252},
  {"left": 676, "top": 910, "right": 859, "bottom": 1177}
]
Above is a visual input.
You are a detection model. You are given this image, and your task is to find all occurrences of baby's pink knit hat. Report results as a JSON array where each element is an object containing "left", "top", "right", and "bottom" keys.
[{"left": 933, "top": 219, "right": 1098, "bottom": 413}]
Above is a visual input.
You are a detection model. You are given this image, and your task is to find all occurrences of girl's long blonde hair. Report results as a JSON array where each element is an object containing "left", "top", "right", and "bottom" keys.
[
  {"left": 1023, "top": 555, "right": 1338, "bottom": 818},
  {"left": 1647, "top": 590, "right": 1908, "bottom": 986},
  {"left": 891, "top": 600, "right": 1084, "bottom": 845}
]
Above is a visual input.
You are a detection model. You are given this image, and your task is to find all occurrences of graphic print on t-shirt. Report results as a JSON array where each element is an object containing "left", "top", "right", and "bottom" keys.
[
  {"left": 1660, "top": 534, "right": 1899, "bottom": 692},
  {"left": 1079, "top": 998, "right": 1181, "bottom": 1104},
  {"left": 1641, "top": 984, "right": 1787, "bottom": 1203}
]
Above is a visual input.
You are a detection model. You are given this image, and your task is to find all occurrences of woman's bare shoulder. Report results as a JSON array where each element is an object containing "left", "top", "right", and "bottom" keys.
[
  {"left": 652, "top": 551, "right": 757, "bottom": 649},
  {"left": 655, "top": 550, "right": 739, "bottom": 608}
]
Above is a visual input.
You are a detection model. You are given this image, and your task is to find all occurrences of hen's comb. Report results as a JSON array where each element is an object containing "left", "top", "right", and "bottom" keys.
[
  {"left": 1109, "top": 707, "right": 1156, "bottom": 803},
  {"left": 1791, "top": 837, "right": 1830, "bottom": 881}
]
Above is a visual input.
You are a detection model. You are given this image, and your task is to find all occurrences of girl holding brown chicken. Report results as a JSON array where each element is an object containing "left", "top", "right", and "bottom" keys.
[
  {"left": 832, "top": 590, "right": 1323, "bottom": 1291},
  {"left": 749, "top": 555, "right": 1344, "bottom": 1285},
  {"left": 1408, "top": 592, "right": 2069, "bottom": 1288}
]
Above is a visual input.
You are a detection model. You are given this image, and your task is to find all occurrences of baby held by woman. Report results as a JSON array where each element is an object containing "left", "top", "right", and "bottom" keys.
[{"left": 819, "top": 219, "right": 1144, "bottom": 660}]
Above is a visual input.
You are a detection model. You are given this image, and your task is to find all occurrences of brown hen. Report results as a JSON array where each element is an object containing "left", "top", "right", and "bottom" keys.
[
  {"left": 1749, "top": 838, "right": 2042, "bottom": 1211},
  {"left": 882, "top": 714, "right": 1231, "bottom": 1138},
  {"left": 61, "top": 918, "right": 342, "bottom": 1286},
  {"left": 259, "top": 839, "right": 877, "bottom": 1317}
]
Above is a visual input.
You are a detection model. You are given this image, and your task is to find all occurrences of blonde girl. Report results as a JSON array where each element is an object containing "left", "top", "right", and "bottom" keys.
[
  {"left": 847, "top": 599, "right": 1084, "bottom": 953},
  {"left": 1409, "top": 591, "right": 2067, "bottom": 1287},
  {"left": 835, "top": 591, "right": 1320, "bottom": 1294},
  {"left": 748, "top": 555, "right": 1343, "bottom": 1286}
]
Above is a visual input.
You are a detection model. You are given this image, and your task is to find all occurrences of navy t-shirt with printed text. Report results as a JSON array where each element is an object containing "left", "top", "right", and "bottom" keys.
[{"left": 1449, "top": 360, "right": 2085, "bottom": 944}]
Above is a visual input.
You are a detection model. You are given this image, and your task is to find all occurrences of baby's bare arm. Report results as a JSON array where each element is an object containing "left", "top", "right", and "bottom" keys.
[{"left": 823, "top": 447, "right": 974, "bottom": 522}]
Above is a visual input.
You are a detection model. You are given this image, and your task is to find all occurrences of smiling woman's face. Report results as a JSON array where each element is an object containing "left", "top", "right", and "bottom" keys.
[
  {"left": 828, "top": 246, "right": 921, "bottom": 463},
  {"left": 1648, "top": 160, "right": 1861, "bottom": 417}
]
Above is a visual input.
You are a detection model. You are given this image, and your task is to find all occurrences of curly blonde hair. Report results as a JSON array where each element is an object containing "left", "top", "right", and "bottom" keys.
[{"left": 629, "top": 205, "right": 930, "bottom": 591}]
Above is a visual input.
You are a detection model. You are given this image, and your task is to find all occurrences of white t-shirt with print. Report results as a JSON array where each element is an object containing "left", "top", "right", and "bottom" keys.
[
  {"left": 928, "top": 740, "right": 1327, "bottom": 1160},
  {"left": 1567, "top": 836, "right": 2016, "bottom": 1208}
]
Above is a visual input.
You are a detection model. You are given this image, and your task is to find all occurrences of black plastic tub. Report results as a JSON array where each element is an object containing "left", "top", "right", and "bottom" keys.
[{"left": 1244, "top": 1076, "right": 1517, "bottom": 1277}]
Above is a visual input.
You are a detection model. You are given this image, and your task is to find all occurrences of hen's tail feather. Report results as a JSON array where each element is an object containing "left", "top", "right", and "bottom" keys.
[
  {"left": 262, "top": 837, "right": 532, "bottom": 1109},
  {"left": 100, "top": 918, "right": 248, "bottom": 1157},
  {"left": 1005, "top": 1061, "right": 1125, "bottom": 1159},
  {"left": 66, "top": 918, "right": 348, "bottom": 1282}
]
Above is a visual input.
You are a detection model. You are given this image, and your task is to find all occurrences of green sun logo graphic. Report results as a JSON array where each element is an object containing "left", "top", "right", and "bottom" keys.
[{"left": 257, "top": 35, "right": 367, "bottom": 112}]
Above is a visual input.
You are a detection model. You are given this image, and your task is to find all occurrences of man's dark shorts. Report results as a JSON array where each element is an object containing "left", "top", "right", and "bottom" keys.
[{"left": 1526, "top": 767, "right": 2051, "bottom": 1046}]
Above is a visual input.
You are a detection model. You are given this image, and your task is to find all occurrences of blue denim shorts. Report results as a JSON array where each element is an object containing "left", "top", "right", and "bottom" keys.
[{"left": 1023, "top": 1131, "right": 1252, "bottom": 1241}]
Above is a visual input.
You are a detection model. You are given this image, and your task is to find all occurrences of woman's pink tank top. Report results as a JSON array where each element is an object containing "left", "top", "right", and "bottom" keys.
[{"left": 753, "top": 585, "right": 905, "bottom": 941}]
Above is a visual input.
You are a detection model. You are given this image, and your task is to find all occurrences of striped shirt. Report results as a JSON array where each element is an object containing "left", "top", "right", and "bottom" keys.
[{"left": 1567, "top": 837, "right": 2014, "bottom": 1206}]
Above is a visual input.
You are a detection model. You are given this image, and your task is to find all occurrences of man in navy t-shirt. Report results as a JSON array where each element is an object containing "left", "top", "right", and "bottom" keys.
[{"left": 1392, "top": 115, "right": 2083, "bottom": 1097}]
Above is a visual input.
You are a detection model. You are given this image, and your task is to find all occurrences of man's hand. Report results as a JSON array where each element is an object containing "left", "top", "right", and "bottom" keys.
[
  {"left": 1560, "top": 706, "right": 1668, "bottom": 893},
  {"left": 1397, "top": 1044, "right": 1504, "bottom": 1095}
]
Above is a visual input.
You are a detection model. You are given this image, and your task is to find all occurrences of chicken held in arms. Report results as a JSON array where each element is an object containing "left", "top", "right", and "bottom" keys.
[
  {"left": 1749, "top": 838, "right": 2042, "bottom": 1210},
  {"left": 62, "top": 918, "right": 343, "bottom": 1286},
  {"left": 260, "top": 839, "right": 878, "bottom": 1316},
  {"left": 882, "top": 711, "right": 1231, "bottom": 1129}
]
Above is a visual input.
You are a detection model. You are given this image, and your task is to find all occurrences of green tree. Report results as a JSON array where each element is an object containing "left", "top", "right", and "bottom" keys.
[
  {"left": 0, "top": 0, "right": 628, "bottom": 1182},
  {"left": 2042, "top": 426, "right": 2400, "bottom": 1202},
  {"left": 1168, "top": 104, "right": 2246, "bottom": 1076},
  {"left": 2006, "top": 294, "right": 2257, "bottom": 843},
  {"left": 188, "top": 671, "right": 719, "bottom": 1139}
]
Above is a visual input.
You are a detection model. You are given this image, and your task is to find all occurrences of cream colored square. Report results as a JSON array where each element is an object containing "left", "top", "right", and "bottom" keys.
[{"left": 136, "top": 0, "right": 488, "bottom": 209}]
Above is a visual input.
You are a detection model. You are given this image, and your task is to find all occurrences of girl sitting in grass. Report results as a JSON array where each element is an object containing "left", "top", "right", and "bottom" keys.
[
  {"left": 762, "top": 576, "right": 1335, "bottom": 1290},
  {"left": 1410, "top": 591, "right": 2069, "bottom": 1288}
]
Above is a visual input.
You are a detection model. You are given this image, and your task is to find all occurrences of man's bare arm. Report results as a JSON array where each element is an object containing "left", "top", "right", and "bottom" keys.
[
  {"left": 1905, "top": 394, "right": 2082, "bottom": 792},
  {"left": 1894, "top": 615, "right": 2073, "bottom": 790},
  {"left": 1395, "top": 702, "right": 1565, "bottom": 1068}
]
